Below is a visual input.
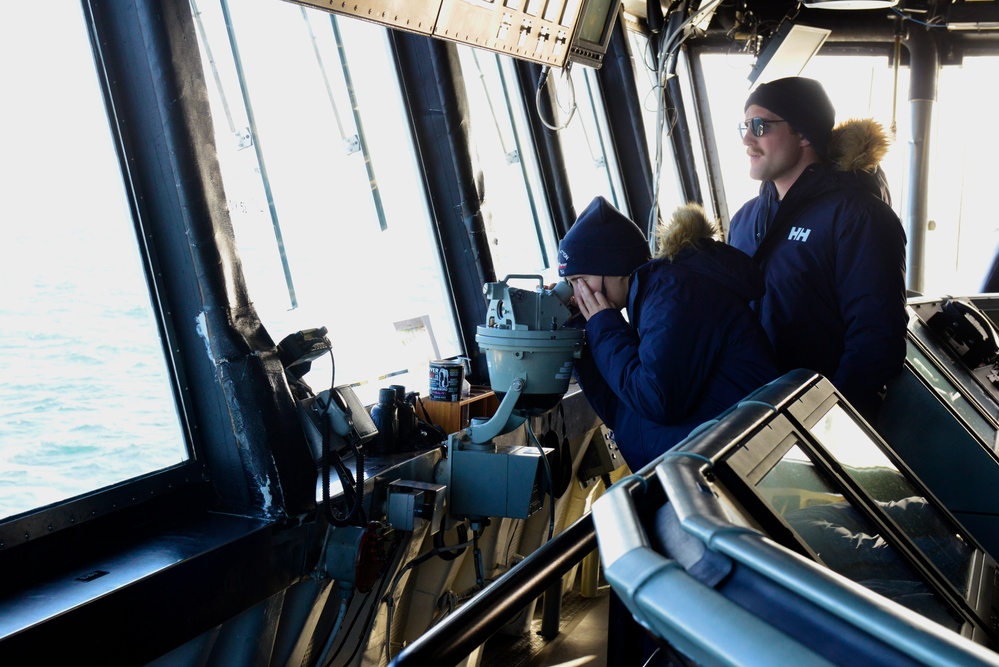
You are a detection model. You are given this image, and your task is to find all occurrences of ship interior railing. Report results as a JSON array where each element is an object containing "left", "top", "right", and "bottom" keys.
[
  {"left": 387, "top": 509, "right": 599, "bottom": 666},
  {"left": 877, "top": 297, "right": 999, "bottom": 557},
  {"left": 592, "top": 363, "right": 999, "bottom": 666}
]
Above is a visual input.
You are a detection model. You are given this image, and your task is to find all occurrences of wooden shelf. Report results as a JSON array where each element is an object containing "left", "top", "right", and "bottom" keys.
[{"left": 417, "top": 386, "right": 499, "bottom": 435}]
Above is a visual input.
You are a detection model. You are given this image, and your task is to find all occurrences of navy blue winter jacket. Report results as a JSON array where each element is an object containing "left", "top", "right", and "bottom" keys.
[
  {"left": 571, "top": 240, "right": 779, "bottom": 471},
  {"left": 728, "top": 163, "right": 907, "bottom": 420}
]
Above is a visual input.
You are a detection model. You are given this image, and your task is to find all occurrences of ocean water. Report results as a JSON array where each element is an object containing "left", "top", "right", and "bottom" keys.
[
  {"left": 0, "top": 226, "right": 189, "bottom": 522},
  {"left": 0, "top": 5, "right": 189, "bottom": 522}
]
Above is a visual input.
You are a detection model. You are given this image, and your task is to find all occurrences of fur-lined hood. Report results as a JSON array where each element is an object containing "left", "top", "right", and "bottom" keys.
[
  {"left": 826, "top": 117, "right": 894, "bottom": 205},
  {"left": 655, "top": 202, "right": 721, "bottom": 260},
  {"left": 651, "top": 202, "right": 765, "bottom": 303},
  {"left": 827, "top": 118, "right": 892, "bottom": 174}
]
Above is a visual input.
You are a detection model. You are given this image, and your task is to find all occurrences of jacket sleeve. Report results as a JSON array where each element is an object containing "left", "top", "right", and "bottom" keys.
[
  {"left": 571, "top": 344, "right": 619, "bottom": 428},
  {"left": 727, "top": 200, "right": 757, "bottom": 255},
  {"left": 584, "top": 273, "right": 726, "bottom": 424},
  {"left": 728, "top": 189, "right": 769, "bottom": 256},
  {"left": 831, "top": 198, "right": 908, "bottom": 414}
]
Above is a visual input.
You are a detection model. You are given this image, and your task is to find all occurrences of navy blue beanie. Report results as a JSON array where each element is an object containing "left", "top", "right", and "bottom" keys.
[
  {"left": 558, "top": 197, "right": 650, "bottom": 277},
  {"left": 745, "top": 77, "right": 835, "bottom": 158}
]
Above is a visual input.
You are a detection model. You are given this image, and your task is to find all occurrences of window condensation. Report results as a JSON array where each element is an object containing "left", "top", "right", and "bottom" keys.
[
  {"left": 192, "top": 0, "right": 462, "bottom": 406},
  {"left": 456, "top": 46, "right": 558, "bottom": 281},
  {"left": 0, "top": 5, "right": 189, "bottom": 520}
]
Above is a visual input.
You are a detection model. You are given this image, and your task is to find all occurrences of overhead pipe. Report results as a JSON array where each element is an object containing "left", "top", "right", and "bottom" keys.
[{"left": 903, "top": 25, "right": 939, "bottom": 295}]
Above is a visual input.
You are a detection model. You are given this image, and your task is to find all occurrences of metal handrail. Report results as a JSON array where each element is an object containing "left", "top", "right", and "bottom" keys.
[{"left": 388, "top": 512, "right": 598, "bottom": 666}]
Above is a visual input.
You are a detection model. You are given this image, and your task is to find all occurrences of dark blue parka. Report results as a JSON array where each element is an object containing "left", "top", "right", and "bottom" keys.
[
  {"left": 571, "top": 240, "right": 779, "bottom": 470},
  {"left": 728, "top": 163, "right": 907, "bottom": 421}
]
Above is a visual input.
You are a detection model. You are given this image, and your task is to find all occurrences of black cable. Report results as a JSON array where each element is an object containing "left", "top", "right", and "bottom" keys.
[
  {"left": 320, "top": 585, "right": 371, "bottom": 666},
  {"left": 316, "top": 347, "right": 365, "bottom": 527},
  {"left": 433, "top": 522, "right": 470, "bottom": 561},
  {"left": 327, "top": 564, "right": 390, "bottom": 666},
  {"left": 527, "top": 421, "right": 556, "bottom": 542},
  {"left": 472, "top": 525, "right": 485, "bottom": 588},
  {"left": 414, "top": 394, "right": 447, "bottom": 444},
  {"left": 327, "top": 346, "right": 335, "bottom": 392},
  {"left": 320, "top": 406, "right": 366, "bottom": 527},
  {"left": 414, "top": 394, "right": 438, "bottom": 428},
  {"left": 325, "top": 531, "right": 405, "bottom": 667},
  {"left": 320, "top": 406, "right": 337, "bottom": 522},
  {"left": 553, "top": 403, "right": 572, "bottom": 499},
  {"left": 383, "top": 533, "right": 477, "bottom": 662},
  {"left": 318, "top": 344, "right": 355, "bottom": 527}
]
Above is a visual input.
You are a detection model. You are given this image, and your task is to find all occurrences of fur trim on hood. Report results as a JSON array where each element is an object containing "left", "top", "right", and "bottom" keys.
[
  {"left": 655, "top": 203, "right": 722, "bottom": 260},
  {"left": 827, "top": 118, "right": 892, "bottom": 174}
]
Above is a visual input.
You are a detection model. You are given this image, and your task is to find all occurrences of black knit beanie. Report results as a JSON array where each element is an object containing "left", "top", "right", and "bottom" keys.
[
  {"left": 558, "top": 197, "right": 650, "bottom": 277},
  {"left": 745, "top": 77, "right": 835, "bottom": 158}
]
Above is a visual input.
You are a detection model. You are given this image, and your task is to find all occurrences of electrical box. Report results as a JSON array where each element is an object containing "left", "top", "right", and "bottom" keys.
[
  {"left": 448, "top": 438, "right": 555, "bottom": 519},
  {"left": 387, "top": 480, "right": 446, "bottom": 532},
  {"left": 578, "top": 425, "right": 623, "bottom": 483}
]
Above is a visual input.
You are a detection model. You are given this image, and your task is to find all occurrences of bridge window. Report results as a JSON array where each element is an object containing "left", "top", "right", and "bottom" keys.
[
  {"left": 626, "top": 29, "right": 685, "bottom": 223},
  {"left": 700, "top": 52, "right": 999, "bottom": 294},
  {"left": 0, "top": 5, "right": 189, "bottom": 522},
  {"left": 192, "top": 0, "right": 462, "bottom": 404},
  {"left": 456, "top": 46, "right": 559, "bottom": 279},
  {"left": 701, "top": 54, "right": 910, "bottom": 224},
  {"left": 699, "top": 53, "right": 907, "bottom": 234},
  {"left": 926, "top": 56, "right": 999, "bottom": 295},
  {"left": 558, "top": 65, "right": 628, "bottom": 216}
]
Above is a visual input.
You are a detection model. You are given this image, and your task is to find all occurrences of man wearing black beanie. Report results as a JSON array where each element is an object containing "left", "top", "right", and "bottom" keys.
[
  {"left": 728, "top": 76, "right": 907, "bottom": 423},
  {"left": 559, "top": 196, "right": 778, "bottom": 470}
]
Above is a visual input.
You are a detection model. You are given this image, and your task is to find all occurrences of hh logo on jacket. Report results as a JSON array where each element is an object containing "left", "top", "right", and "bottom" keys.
[{"left": 788, "top": 227, "right": 811, "bottom": 242}]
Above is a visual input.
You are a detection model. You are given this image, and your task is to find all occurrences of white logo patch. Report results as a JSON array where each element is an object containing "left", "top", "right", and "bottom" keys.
[{"left": 788, "top": 227, "right": 811, "bottom": 242}]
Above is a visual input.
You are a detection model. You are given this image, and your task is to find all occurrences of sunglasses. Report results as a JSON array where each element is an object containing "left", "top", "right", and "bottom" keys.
[{"left": 738, "top": 117, "right": 787, "bottom": 139}]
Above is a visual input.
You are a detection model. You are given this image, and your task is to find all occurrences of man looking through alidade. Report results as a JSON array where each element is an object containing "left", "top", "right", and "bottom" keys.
[{"left": 559, "top": 196, "right": 778, "bottom": 471}]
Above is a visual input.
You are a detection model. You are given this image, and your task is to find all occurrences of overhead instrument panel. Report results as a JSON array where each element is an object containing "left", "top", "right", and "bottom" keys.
[
  {"left": 283, "top": 0, "right": 622, "bottom": 68},
  {"left": 286, "top": 0, "right": 440, "bottom": 35}
]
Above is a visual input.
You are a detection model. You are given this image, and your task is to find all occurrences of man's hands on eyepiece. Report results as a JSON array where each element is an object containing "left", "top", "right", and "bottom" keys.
[{"left": 568, "top": 278, "right": 612, "bottom": 321}]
